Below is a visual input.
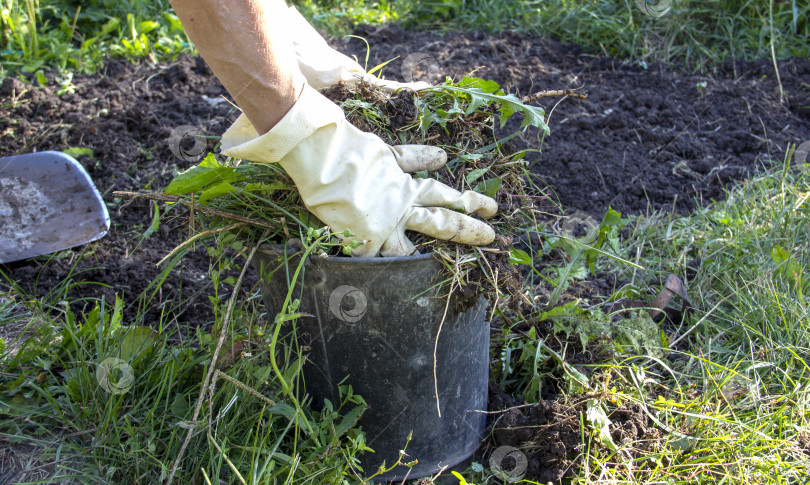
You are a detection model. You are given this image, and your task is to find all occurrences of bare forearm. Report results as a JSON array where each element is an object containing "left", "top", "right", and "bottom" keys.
[{"left": 169, "top": 0, "right": 305, "bottom": 134}]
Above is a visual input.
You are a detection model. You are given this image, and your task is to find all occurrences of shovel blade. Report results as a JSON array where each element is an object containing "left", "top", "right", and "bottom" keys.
[{"left": 0, "top": 151, "right": 110, "bottom": 264}]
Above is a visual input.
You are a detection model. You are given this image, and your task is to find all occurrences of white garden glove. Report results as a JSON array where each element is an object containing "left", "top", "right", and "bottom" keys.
[
  {"left": 220, "top": 85, "right": 497, "bottom": 257},
  {"left": 286, "top": 5, "right": 430, "bottom": 92}
]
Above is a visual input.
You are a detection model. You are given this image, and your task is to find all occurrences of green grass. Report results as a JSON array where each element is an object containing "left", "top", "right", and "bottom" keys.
[
  {"left": 397, "top": 0, "right": 809, "bottom": 71},
  {"left": 0, "top": 240, "right": 380, "bottom": 484},
  {"left": 2, "top": 150, "right": 808, "bottom": 483},
  {"left": 1, "top": 0, "right": 190, "bottom": 81},
  {"left": 2, "top": 0, "right": 807, "bottom": 82},
  {"left": 300, "top": 0, "right": 810, "bottom": 72},
  {"left": 566, "top": 153, "right": 810, "bottom": 482}
]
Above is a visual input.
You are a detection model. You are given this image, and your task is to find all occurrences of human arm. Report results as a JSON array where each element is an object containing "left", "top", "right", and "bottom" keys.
[
  {"left": 168, "top": 0, "right": 498, "bottom": 256},
  {"left": 168, "top": 0, "right": 304, "bottom": 134}
]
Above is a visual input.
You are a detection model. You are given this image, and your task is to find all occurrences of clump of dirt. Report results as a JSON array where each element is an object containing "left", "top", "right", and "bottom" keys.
[
  {"left": 486, "top": 389, "right": 665, "bottom": 481},
  {"left": 609, "top": 404, "right": 661, "bottom": 448},
  {"left": 487, "top": 389, "right": 581, "bottom": 482},
  {"left": 383, "top": 88, "right": 419, "bottom": 130}
]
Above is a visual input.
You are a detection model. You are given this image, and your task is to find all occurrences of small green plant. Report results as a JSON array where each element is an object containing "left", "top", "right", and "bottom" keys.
[
  {"left": 510, "top": 207, "right": 637, "bottom": 306},
  {"left": 0, "top": 0, "right": 190, "bottom": 78},
  {"left": 419, "top": 76, "right": 550, "bottom": 133},
  {"left": 538, "top": 300, "right": 664, "bottom": 357}
]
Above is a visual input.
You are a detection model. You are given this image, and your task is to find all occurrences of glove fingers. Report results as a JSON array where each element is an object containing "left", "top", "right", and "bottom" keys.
[
  {"left": 390, "top": 145, "right": 447, "bottom": 173},
  {"left": 404, "top": 207, "right": 496, "bottom": 246},
  {"left": 414, "top": 179, "right": 498, "bottom": 218}
]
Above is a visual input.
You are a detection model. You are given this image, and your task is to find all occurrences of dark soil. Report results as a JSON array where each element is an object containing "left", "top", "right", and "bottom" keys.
[
  {"left": 2, "top": 24, "right": 809, "bottom": 482},
  {"left": 344, "top": 24, "right": 810, "bottom": 216},
  {"left": 1, "top": 56, "right": 241, "bottom": 327},
  {"left": 485, "top": 387, "right": 666, "bottom": 482},
  {"left": 486, "top": 388, "right": 582, "bottom": 483}
]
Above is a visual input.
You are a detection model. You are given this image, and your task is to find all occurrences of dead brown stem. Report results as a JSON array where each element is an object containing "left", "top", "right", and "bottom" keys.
[
  {"left": 113, "top": 191, "right": 280, "bottom": 231},
  {"left": 164, "top": 242, "right": 260, "bottom": 485},
  {"left": 522, "top": 89, "right": 588, "bottom": 103}
]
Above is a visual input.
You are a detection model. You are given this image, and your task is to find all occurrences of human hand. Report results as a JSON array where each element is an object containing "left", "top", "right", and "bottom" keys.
[{"left": 220, "top": 85, "right": 496, "bottom": 257}]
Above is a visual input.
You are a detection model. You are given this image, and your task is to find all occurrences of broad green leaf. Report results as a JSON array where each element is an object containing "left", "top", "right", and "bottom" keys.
[
  {"left": 199, "top": 153, "right": 222, "bottom": 168},
  {"left": 601, "top": 207, "right": 623, "bottom": 227},
  {"left": 458, "top": 76, "right": 502, "bottom": 94},
  {"left": 772, "top": 245, "right": 803, "bottom": 294},
  {"left": 251, "top": 365, "right": 274, "bottom": 383},
  {"left": 282, "top": 358, "right": 302, "bottom": 385},
  {"left": 165, "top": 155, "right": 236, "bottom": 195},
  {"left": 465, "top": 167, "right": 488, "bottom": 184},
  {"left": 772, "top": 245, "right": 791, "bottom": 264},
  {"left": 586, "top": 206, "right": 627, "bottom": 270},
  {"left": 334, "top": 404, "right": 365, "bottom": 438},
  {"left": 474, "top": 177, "right": 502, "bottom": 197},
  {"left": 498, "top": 100, "right": 519, "bottom": 128},
  {"left": 119, "top": 326, "right": 159, "bottom": 362},
  {"left": 98, "top": 17, "right": 121, "bottom": 38},
  {"left": 34, "top": 71, "right": 47, "bottom": 87},
  {"left": 162, "top": 12, "right": 184, "bottom": 32},
  {"left": 426, "top": 79, "right": 550, "bottom": 132},
  {"left": 268, "top": 403, "right": 298, "bottom": 422},
  {"left": 136, "top": 21, "right": 159, "bottom": 34},
  {"left": 412, "top": 169, "right": 429, "bottom": 179},
  {"left": 508, "top": 249, "right": 533, "bottom": 265},
  {"left": 198, "top": 181, "right": 238, "bottom": 203},
  {"left": 586, "top": 400, "right": 617, "bottom": 451}
]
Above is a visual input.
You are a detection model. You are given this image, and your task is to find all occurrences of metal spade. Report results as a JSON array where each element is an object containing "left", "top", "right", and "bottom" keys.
[{"left": 0, "top": 151, "right": 110, "bottom": 264}]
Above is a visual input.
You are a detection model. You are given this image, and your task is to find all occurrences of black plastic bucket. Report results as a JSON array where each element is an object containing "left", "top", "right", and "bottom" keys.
[{"left": 254, "top": 244, "right": 489, "bottom": 481}]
